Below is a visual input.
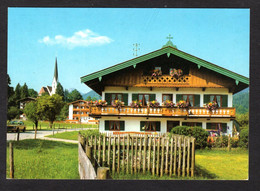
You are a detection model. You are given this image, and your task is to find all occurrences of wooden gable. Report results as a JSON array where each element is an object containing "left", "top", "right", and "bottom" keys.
[{"left": 82, "top": 46, "right": 249, "bottom": 95}]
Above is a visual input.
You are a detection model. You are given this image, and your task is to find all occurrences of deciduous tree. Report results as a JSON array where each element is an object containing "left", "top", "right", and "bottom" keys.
[
  {"left": 24, "top": 101, "right": 41, "bottom": 139},
  {"left": 37, "top": 94, "right": 64, "bottom": 133},
  {"left": 28, "top": 88, "right": 38, "bottom": 98}
]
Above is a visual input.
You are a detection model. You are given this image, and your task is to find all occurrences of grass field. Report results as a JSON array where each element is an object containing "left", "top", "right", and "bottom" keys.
[
  {"left": 6, "top": 138, "right": 248, "bottom": 180},
  {"left": 112, "top": 148, "right": 248, "bottom": 180},
  {"left": 23, "top": 120, "right": 98, "bottom": 131},
  {"left": 195, "top": 148, "right": 248, "bottom": 180},
  {"left": 6, "top": 139, "right": 79, "bottom": 179}
]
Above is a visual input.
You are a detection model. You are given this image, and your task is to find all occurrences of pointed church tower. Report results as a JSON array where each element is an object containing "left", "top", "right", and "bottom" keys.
[{"left": 51, "top": 57, "right": 58, "bottom": 95}]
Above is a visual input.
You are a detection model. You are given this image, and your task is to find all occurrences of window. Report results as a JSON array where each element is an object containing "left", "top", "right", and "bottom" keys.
[
  {"left": 182, "top": 122, "right": 202, "bottom": 127},
  {"left": 111, "top": 93, "right": 123, "bottom": 104},
  {"left": 138, "top": 94, "right": 150, "bottom": 106},
  {"left": 204, "top": 95, "right": 228, "bottom": 107},
  {"left": 162, "top": 94, "right": 173, "bottom": 102},
  {"left": 140, "top": 121, "right": 160, "bottom": 132},
  {"left": 105, "top": 121, "right": 125, "bottom": 131},
  {"left": 180, "top": 94, "right": 194, "bottom": 106},
  {"left": 177, "top": 94, "right": 200, "bottom": 107},
  {"left": 206, "top": 123, "right": 227, "bottom": 133}
]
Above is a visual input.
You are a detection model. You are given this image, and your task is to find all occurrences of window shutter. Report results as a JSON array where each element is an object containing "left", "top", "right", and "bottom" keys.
[
  {"left": 150, "top": 94, "right": 156, "bottom": 101},
  {"left": 140, "top": 121, "right": 145, "bottom": 131},
  {"left": 123, "top": 94, "right": 128, "bottom": 106},
  {"left": 156, "top": 122, "right": 161, "bottom": 131},
  {"left": 120, "top": 121, "right": 125, "bottom": 131},
  {"left": 222, "top": 123, "right": 227, "bottom": 133},
  {"left": 221, "top": 95, "right": 228, "bottom": 107},
  {"left": 132, "top": 94, "right": 138, "bottom": 102},
  {"left": 182, "top": 122, "right": 187, "bottom": 126},
  {"left": 194, "top": 95, "right": 200, "bottom": 107},
  {"left": 206, "top": 123, "right": 211, "bottom": 130},
  {"left": 204, "top": 95, "right": 210, "bottom": 104},
  {"left": 105, "top": 93, "right": 111, "bottom": 105},
  {"left": 196, "top": 123, "right": 203, "bottom": 127},
  {"left": 176, "top": 94, "right": 182, "bottom": 102},
  {"left": 105, "top": 121, "right": 110, "bottom": 130}
]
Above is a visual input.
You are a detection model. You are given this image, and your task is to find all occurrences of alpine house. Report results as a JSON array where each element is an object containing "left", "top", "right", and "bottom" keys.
[{"left": 80, "top": 37, "right": 249, "bottom": 136}]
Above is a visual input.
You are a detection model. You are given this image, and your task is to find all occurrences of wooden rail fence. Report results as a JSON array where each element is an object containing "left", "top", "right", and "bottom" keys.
[{"left": 79, "top": 133, "right": 195, "bottom": 178}]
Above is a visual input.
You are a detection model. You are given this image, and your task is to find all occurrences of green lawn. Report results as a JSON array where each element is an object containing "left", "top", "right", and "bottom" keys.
[
  {"left": 23, "top": 120, "right": 98, "bottom": 131},
  {"left": 6, "top": 139, "right": 248, "bottom": 180},
  {"left": 195, "top": 148, "right": 248, "bottom": 180},
  {"left": 6, "top": 139, "right": 79, "bottom": 179},
  {"left": 46, "top": 129, "right": 97, "bottom": 140}
]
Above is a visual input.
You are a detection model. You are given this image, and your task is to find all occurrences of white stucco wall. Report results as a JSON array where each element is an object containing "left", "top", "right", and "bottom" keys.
[
  {"left": 69, "top": 104, "right": 73, "bottom": 120},
  {"left": 99, "top": 116, "right": 233, "bottom": 136},
  {"left": 102, "top": 86, "right": 232, "bottom": 106}
]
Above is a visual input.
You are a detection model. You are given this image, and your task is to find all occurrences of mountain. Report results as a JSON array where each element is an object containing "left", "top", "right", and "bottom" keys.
[
  {"left": 82, "top": 90, "right": 101, "bottom": 100},
  {"left": 233, "top": 88, "right": 249, "bottom": 114}
]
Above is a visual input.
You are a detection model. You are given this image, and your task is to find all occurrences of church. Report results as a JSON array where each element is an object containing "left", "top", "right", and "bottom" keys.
[
  {"left": 38, "top": 58, "right": 58, "bottom": 96},
  {"left": 80, "top": 36, "right": 249, "bottom": 136}
]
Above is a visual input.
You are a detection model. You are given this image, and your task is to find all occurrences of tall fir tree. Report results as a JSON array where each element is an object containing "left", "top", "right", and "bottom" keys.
[
  {"left": 64, "top": 89, "right": 70, "bottom": 103},
  {"left": 67, "top": 89, "right": 83, "bottom": 102},
  {"left": 28, "top": 88, "right": 38, "bottom": 98},
  {"left": 14, "top": 83, "right": 21, "bottom": 101},
  {"left": 20, "top": 83, "right": 29, "bottom": 99},
  {"left": 56, "top": 82, "right": 64, "bottom": 100}
]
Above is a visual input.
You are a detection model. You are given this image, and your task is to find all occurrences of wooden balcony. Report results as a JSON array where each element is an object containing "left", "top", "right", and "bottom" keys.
[
  {"left": 142, "top": 75, "right": 191, "bottom": 85},
  {"left": 89, "top": 106, "right": 236, "bottom": 118}
]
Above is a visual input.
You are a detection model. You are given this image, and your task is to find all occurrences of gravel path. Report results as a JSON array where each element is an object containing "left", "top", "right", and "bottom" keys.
[{"left": 6, "top": 128, "right": 95, "bottom": 143}]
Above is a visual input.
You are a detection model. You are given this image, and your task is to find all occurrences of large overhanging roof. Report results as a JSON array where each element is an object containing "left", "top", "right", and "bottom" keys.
[{"left": 81, "top": 45, "right": 249, "bottom": 85}]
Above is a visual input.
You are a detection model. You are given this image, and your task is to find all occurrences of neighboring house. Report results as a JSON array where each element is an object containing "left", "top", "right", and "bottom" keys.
[
  {"left": 18, "top": 97, "right": 36, "bottom": 120},
  {"left": 80, "top": 38, "right": 249, "bottom": 136},
  {"left": 38, "top": 58, "right": 58, "bottom": 96},
  {"left": 67, "top": 100, "right": 97, "bottom": 124}
]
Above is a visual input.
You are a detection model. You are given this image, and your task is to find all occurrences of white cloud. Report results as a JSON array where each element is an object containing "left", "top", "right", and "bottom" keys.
[{"left": 39, "top": 29, "right": 113, "bottom": 48}]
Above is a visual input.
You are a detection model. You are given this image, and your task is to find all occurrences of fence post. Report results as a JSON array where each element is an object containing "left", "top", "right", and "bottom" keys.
[
  {"left": 228, "top": 134, "right": 231, "bottom": 151},
  {"left": 182, "top": 137, "right": 186, "bottom": 177},
  {"left": 152, "top": 137, "right": 156, "bottom": 176},
  {"left": 169, "top": 137, "right": 173, "bottom": 177},
  {"left": 96, "top": 167, "right": 110, "bottom": 180},
  {"left": 160, "top": 137, "right": 165, "bottom": 177},
  {"left": 103, "top": 135, "right": 106, "bottom": 167},
  {"left": 9, "top": 142, "right": 14, "bottom": 179},
  {"left": 178, "top": 136, "right": 181, "bottom": 177},
  {"left": 191, "top": 138, "right": 195, "bottom": 177},
  {"left": 187, "top": 137, "right": 190, "bottom": 177},
  {"left": 174, "top": 136, "right": 177, "bottom": 175},
  {"left": 130, "top": 135, "right": 134, "bottom": 175},
  {"left": 17, "top": 129, "right": 20, "bottom": 141},
  {"left": 143, "top": 135, "right": 147, "bottom": 174},
  {"left": 117, "top": 135, "right": 121, "bottom": 174},
  {"left": 156, "top": 137, "right": 161, "bottom": 176},
  {"left": 126, "top": 135, "right": 130, "bottom": 174},
  {"left": 85, "top": 145, "right": 92, "bottom": 161}
]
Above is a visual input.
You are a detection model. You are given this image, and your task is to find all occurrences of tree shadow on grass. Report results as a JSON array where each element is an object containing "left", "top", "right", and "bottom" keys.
[
  {"left": 7, "top": 139, "right": 77, "bottom": 151},
  {"left": 195, "top": 164, "right": 218, "bottom": 179}
]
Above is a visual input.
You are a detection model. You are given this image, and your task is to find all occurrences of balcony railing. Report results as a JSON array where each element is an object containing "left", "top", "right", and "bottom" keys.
[
  {"left": 89, "top": 106, "right": 236, "bottom": 117},
  {"left": 142, "top": 75, "right": 190, "bottom": 85}
]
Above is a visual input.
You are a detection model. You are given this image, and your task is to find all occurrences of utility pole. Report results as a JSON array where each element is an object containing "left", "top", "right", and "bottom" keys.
[{"left": 133, "top": 43, "right": 140, "bottom": 57}]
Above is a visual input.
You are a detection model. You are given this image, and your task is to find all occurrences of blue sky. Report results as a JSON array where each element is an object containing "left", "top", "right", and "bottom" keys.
[{"left": 8, "top": 8, "right": 250, "bottom": 94}]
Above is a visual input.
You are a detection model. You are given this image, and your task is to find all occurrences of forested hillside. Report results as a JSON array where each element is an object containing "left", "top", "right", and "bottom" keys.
[{"left": 233, "top": 89, "right": 249, "bottom": 114}]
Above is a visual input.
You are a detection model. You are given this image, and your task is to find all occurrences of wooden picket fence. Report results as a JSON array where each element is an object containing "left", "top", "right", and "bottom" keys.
[{"left": 78, "top": 133, "right": 195, "bottom": 178}]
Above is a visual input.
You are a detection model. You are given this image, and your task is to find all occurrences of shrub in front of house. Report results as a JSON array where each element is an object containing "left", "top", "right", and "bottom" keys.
[
  {"left": 170, "top": 126, "right": 209, "bottom": 149},
  {"left": 238, "top": 128, "right": 249, "bottom": 148},
  {"left": 79, "top": 129, "right": 101, "bottom": 138}
]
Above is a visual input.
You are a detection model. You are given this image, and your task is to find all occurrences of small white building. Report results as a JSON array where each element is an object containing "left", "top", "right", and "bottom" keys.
[{"left": 67, "top": 100, "right": 97, "bottom": 124}]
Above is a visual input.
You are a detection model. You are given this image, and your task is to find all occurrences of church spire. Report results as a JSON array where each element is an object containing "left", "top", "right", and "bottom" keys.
[{"left": 54, "top": 57, "right": 58, "bottom": 81}]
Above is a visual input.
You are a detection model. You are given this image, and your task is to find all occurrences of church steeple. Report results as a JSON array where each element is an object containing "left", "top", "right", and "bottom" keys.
[
  {"left": 51, "top": 57, "right": 59, "bottom": 95},
  {"left": 54, "top": 57, "right": 58, "bottom": 82}
]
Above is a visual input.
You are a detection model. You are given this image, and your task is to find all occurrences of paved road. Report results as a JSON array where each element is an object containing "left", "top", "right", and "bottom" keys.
[{"left": 6, "top": 128, "right": 93, "bottom": 142}]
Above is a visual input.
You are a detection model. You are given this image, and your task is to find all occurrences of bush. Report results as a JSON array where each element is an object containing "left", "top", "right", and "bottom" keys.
[
  {"left": 238, "top": 129, "right": 249, "bottom": 148},
  {"left": 170, "top": 126, "right": 209, "bottom": 149},
  {"left": 231, "top": 138, "right": 239, "bottom": 148},
  {"left": 79, "top": 129, "right": 100, "bottom": 138}
]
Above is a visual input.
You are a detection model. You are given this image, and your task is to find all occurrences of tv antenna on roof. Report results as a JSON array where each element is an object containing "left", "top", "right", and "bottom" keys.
[{"left": 133, "top": 43, "right": 140, "bottom": 57}]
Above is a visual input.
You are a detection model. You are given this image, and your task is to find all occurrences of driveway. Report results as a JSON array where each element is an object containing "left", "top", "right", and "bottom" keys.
[{"left": 6, "top": 128, "right": 93, "bottom": 142}]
